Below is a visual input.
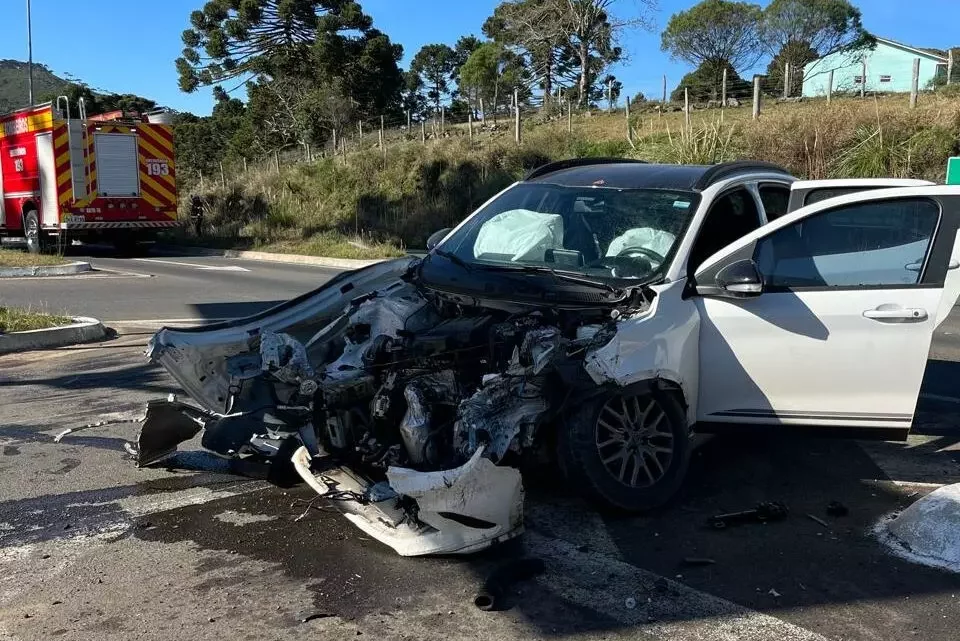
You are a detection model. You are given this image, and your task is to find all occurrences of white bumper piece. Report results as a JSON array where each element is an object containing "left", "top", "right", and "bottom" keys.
[{"left": 291, "top": 446, "right": 524, "bottom": 556}]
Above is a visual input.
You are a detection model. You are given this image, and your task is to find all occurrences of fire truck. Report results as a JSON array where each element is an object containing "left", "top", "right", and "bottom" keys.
[{"left": 0, "top": 97, "right": 180, "bottom": 254}]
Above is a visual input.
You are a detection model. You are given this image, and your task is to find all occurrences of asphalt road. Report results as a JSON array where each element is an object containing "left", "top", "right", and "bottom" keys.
[
  {"left": 0, "top": 245, "right": 344, "bottom": 322},
  {"left": 3, "top": 249, "right": 960, "bottom": 640}
]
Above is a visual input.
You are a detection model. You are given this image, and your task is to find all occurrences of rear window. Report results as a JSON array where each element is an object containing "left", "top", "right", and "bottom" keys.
[{"left": 804, "top": 186, "right": 885, "bottom": 206}]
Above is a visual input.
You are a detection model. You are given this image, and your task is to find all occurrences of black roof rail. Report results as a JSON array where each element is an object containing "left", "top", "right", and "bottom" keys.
[
  {"left": 524, "top": 157, "right": 648, "bottom": 181},
  {"left": 693, "top": 161, "right": 791, "bottom": 190}
]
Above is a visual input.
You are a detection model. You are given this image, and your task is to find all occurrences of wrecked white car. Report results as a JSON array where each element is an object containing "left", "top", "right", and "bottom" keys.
[{"left": 128, "top": 160, "right": 960, "bottom": 556}]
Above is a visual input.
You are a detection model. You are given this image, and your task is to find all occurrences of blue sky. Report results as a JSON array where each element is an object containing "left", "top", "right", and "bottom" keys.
[{"left": 1, "top": 0, "right": 957, "bottom": 116}]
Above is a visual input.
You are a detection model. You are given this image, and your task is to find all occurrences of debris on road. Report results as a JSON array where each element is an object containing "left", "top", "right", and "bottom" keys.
[
  {"left": 682, "top": 557, "right": 717, "bottom": 566},
  {"left": 624, "top": 597, "right": 637, "bottom": 609},
  {"left": 806, "top": 514, "right": 829, "bottom": 529},
  {"left": 708, "top": 502, "right": 789, "bottom": 529},
  {"left": 473, "top": 557, "right": 546, "bottom": 611},
  {"left": 768, "top": 588, "right": 782, "bottom": 598},
  {"left": 301, "top": 612, "right": 335, "bottom": 623},
  {"left": 827, "top": 501, "right": 849, "bottom": 517}
]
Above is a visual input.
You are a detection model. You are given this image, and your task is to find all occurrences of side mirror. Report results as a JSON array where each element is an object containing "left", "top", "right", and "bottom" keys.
[
  {"left": 715, "top": 259, "right": 764, "bottom": 298},
  {"left": 426, "top": 228, "right": 453, "bottom": 251}
]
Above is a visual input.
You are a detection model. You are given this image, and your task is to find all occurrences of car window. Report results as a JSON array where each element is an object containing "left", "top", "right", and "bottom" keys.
[
  {"left": 758, "top": 184, "right": 791, "bottom": 220},
  {"left": 755, "top": 198, "right": 940, "bottom": 288},
  {"left": 688, "top": 188, "right": 762, "bottom": 274}
]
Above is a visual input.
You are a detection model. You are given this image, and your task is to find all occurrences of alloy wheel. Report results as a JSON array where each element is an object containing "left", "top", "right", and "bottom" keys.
[{"left": 594, "top": 393, "right": 675, "bottom": 488}]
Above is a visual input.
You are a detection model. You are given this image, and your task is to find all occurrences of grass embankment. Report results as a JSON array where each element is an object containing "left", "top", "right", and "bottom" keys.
[
  {"left": 183, "top": 92, "right": 960, "bottom": 255},
  {"left": 0, "top": 307, "right": 72, "bottom": 333},
  {"left": 0, "top": 248, "right": 68, "bottom": 267}
]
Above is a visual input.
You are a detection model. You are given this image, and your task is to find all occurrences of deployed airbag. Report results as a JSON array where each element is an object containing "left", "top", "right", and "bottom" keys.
[{"left": 474, "top": 209, "right": 564, "bottom": 262}]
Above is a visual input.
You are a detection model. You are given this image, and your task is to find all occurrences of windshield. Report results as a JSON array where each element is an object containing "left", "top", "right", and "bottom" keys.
[{"left": 436, "top": 183, "right": 699, "bottom": 281}]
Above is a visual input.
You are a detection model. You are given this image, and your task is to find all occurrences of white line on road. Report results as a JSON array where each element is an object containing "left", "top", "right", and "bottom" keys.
[
  {"left": 132, "top": 258, "right": 251, "bottom": 272},
  {"left": 107, "top": 318, "right": 232, "bottom": 326}
]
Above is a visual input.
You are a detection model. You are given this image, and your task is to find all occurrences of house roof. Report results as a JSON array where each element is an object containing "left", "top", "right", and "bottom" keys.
[{"left": 875, "top": 37, "right": 949, "bottom": 62}]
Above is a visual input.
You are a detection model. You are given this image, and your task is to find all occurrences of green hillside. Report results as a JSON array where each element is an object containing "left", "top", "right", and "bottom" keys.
[{"left": 0, "top": 59, "right": 70, "bottom": 113}]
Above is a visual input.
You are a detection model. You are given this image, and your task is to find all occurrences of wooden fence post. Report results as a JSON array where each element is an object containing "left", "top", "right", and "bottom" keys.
[
  {"left": 468, "top": 111, "right": 474, "bottom": 140},
  {"left": 219, "top": 161, "right": 225, "bottom": 187},
  {"left": 911, "top": 57, "right": 920, "bottom": 108},
  {"left": 274, "top": 150, "right": 280, "bottom": 173},
  {"left": 514, "top": 88, "right": 521, "bottom": 145},
  {"left": 379, "top": 114, "right": 384, "bottom": 150},
  {"left": 242, "top": 157, "right": 247, "bottom": 173},
  {"left": 567, "top": 98, "right": 572, "bottom": 134},
  {"left": 721, "top": 67, "right": 727, "bottom": 107},
  {"left": 949, "top": 49, "right": 955, "bottom": 85},
  {"left": 198, "top": 169, "right": 204, "bottom": 190},
  {"left": 783, "top": 62, "right": 790, "bottom": 98},
  {"left": 662, "top": 74, "right": 667, "bottom": 104},
  {"left": 421, "top": 119, "right": 426, "bottom": 145},
  {"left": 827, "top": 70, "right": 834, "bottom": 104},
  {"left": 332, "top": 128, "right": 337, "bottom": 157},
  {"left": 625, "top": 95, "right": 632, "bottom": 144},
  {"left": 684, "top": 87, "right": 691, "bottom": 131},
  {"left": 440, "top": 107, "right": 445, "bottom": 135},
  {"left": 752, "top": 75, "right": 761, "bottom": 120},
  {"left": 358, "top": 120, "right": 363, "bottom": 140},
  {"left": 406, "top": 109, "right": 411, "bottom": 131}
]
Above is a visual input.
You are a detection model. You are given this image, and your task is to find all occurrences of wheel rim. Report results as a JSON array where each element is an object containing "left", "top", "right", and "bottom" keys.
[
  {"left": 595, "top": 393, "right": 674, "bottom": 488},
  {"left": 25, "top": 217, "right": 39, "bottom": 249}
]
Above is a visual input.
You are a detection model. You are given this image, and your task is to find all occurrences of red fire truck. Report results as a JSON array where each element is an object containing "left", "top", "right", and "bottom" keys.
[{"left": 0, "top": 97, "right": 180, "bottom": 254}]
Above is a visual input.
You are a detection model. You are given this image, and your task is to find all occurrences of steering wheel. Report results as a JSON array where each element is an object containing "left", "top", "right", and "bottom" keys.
[{"left": 616, "top": 246, "right": 666, "bottom": 268}]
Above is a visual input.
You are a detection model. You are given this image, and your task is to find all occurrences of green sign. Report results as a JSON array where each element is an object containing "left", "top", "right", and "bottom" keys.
[{"left": 948, "top": 157, "right": 960, "bottom": 185}]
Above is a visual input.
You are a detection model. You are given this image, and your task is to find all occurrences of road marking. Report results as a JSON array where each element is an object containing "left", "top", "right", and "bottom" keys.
[
  {"left": 529, "top": 532, "right": 827, "bottom": 641},
  {"left": 132, "top": 258, "right": 251, "bottom": 272}
]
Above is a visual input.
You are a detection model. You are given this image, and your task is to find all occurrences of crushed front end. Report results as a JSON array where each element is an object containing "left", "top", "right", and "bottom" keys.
[{"left": 131, "top": 257, "right": 653, "bottom": 556}]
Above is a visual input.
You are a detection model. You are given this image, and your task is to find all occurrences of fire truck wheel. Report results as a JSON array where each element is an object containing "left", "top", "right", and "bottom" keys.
[{"left": 23, "top": 211, "right": 45, "bottom": 255}]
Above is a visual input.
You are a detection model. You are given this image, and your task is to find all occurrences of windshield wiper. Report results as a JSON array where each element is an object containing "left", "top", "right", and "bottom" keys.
[
  {"left": 430, "top": 248, "right": 473, "bottom": 272},
  {"left": 476, "top": 264, "right": 620, "bottom": 294}
]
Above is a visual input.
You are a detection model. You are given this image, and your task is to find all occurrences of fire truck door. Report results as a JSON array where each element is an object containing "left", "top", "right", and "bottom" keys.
[{"left": 35, "top": 132, "right": 59, "bottom": 226}]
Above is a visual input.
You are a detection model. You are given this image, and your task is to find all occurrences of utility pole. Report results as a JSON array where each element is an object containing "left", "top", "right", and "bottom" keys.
[{"left": 26, "top": 0, "right": 34, "bottom": 105}]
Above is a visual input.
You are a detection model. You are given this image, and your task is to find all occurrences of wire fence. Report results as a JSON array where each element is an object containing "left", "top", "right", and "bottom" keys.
[{"left": 190, "top": 58, "right": 955, "bottom": 194}]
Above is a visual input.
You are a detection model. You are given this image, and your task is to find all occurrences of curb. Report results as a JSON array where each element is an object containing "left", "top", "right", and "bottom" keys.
[
  {"left": 152, "top": 245, "right": 389, "bottom": 270},
  {"left": 0, "top": 261, "right": 92, "bottom": 278},
  {"left": 0, "top": 317, "right": 108, "bottom": 354}
]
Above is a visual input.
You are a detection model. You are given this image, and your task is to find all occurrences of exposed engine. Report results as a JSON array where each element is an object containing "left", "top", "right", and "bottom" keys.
[{"left": 298, "top": 281, "right": 616, "bottom": 477}]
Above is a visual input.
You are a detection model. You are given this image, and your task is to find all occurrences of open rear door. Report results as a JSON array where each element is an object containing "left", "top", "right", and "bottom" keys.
[{"left": 787, "top": 179, "right": 934, "bottom": 214}]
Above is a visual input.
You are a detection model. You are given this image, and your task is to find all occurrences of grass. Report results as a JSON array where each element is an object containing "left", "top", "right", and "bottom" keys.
[
  {"left": 0, "top": 248, "right": 68, "bottom": 267},
  {"left": 183, "top": 92, "right": 960, "bottom": 253},
  {"left": 0, "top": 307, "right": 72, "bottom": 333}
]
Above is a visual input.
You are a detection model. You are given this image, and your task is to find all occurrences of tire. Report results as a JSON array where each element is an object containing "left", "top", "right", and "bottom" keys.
[
  {"left": 558, "top": 385, "right": 690, "bottom": 512},
  {"left": 23, "top": 210, "right": 45, "bottom": 255}
]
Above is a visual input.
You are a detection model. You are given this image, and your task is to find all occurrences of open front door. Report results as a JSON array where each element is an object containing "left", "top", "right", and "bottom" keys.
[{"left": 694, "top": 186, "right": 960, "bottom": 438}]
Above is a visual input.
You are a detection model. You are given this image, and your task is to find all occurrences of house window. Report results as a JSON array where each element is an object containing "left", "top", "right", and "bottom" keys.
[
  {"left": 880, "top": 75, "right": 892, "bottom": 83},
  {"left": 854, "top": 75, "right": 864, "bottom": 84}
]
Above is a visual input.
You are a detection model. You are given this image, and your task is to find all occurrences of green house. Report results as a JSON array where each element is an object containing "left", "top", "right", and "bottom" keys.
[{"left": 803, "top": 37, "right": 951, "bottom": 97}]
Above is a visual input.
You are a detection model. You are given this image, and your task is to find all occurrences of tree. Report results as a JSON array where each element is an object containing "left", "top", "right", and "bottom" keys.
[
  {"left": 661, "top": 0, "right": 764, "bottom": 76},
  {"left": 765, "top": 41, "right": 818, "bottom": 96},
  {"left": 410, "top": 44, "right": 457, "bottom": 112},
  {"left": 459, "top": 42, "right": 528, "bottom": 123},
  {"left": 176, "top": 0, "right": 374, "bottom": 92},
  {"left": 670, "top": 60, "right": 748, "bottom": 102},
  {"left": 552, "top": 0, "right": 656, "bottom": 108},
  {"left": 760, "top": 0, "right": 873, "bottom": 75},
  {"left": 601, "top": 74, "right": 622, "bottom": 108}
]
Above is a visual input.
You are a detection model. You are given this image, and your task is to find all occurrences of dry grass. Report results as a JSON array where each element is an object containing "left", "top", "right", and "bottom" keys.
[
  {"left": 0, "top": 248, "right": 68, "bottom": 267},
  {"left": 0, "top": 307, "right": 72, "bottom": 333}
]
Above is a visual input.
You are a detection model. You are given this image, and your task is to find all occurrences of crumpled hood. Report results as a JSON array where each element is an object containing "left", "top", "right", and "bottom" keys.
[{"left": 147, "top": 258, "right": 417, "bottom": 412}]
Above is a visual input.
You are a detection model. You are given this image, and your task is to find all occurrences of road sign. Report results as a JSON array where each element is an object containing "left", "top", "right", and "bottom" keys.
[{"left": 948, "top": 157, "right": 960, "bottom": 185}]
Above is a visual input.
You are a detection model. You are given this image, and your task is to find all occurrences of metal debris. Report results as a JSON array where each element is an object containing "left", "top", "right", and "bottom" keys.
[
  {"left": 708, "top": 502, "right": 789, "bottom": 529},
  {"left": 473, "top": 557, "right": 546, "bottom": 611}
]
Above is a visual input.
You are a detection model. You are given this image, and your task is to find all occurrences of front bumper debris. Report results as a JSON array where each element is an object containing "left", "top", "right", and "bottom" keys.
[{"left": 291, "top": 445, "right": 524, "bottom": 556}]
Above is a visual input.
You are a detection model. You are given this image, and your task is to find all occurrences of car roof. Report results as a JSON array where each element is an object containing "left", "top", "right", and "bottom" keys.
[{"left": 524, "top": 159, "right": 791, "bottom": 192}]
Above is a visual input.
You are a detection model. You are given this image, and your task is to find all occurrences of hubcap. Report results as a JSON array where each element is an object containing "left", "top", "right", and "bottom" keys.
[{"left": 595, "top": 394, "right": 674, "bottom": 488}]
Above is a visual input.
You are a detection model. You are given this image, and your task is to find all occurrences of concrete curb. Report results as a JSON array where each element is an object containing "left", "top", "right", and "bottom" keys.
[
  {"left": 0, "top": 261, "right": 92, "bottom": 278},
  {"left": 153, "top": 245, "right": 387, "bottom": 270},
  {"left": 0, "top": 316, "right": 108, "bottom": 354}
]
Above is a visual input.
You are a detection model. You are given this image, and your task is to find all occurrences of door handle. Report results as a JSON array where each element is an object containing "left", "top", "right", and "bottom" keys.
[{"left": 863, "top": 307, "right": 928, "bottom": 322}]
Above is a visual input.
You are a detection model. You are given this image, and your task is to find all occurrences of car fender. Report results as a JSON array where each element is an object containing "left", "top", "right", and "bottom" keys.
[{"left": 583, "top": 280, "right": 700, "bottom": 424}]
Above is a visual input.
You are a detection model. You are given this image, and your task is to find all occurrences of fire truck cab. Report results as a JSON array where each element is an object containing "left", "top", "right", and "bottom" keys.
[{"left": 0, "top": 97, "right": 180, "bottom": 254}]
